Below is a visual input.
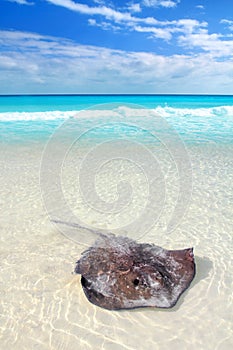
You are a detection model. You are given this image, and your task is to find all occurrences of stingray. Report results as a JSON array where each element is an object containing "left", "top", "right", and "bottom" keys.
[{"left": 74, "top": 233, "right": 195, "bottom": 310}]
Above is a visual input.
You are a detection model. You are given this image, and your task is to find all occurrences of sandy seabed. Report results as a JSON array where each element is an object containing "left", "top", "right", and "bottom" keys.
[{"left": 0, "top": 140, "right": 233, "bottom": 350}]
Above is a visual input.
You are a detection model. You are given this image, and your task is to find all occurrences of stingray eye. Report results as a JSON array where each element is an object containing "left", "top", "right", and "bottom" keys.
[{"left": 133, "top": 278, "right": 140, "bottom": 286}]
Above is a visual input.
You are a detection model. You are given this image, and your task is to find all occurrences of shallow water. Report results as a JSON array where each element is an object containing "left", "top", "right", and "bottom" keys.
[
  {"left": 0, "top": 97, "right": 233, "bottom": 349},
  {"left": 1, "top": 143, "right": 232, "bottom": 349}
]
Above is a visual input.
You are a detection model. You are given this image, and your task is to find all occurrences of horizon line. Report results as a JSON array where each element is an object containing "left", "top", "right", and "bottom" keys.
[{"left": 1, "top": 93, "right": 233, "bottom": 97}]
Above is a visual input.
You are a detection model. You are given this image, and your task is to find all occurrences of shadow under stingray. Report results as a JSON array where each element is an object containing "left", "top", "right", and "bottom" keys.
[{"left": 169, "top": 255, "right": 213, "bottom": 312}]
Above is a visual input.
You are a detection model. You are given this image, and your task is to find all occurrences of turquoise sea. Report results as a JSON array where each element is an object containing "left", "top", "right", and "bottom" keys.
[
  {"left": 1, "top": 95, "right": 233, "bottom": 350},
  {"left": 1, "top": 94, "right": 233, "bottom": 144}
]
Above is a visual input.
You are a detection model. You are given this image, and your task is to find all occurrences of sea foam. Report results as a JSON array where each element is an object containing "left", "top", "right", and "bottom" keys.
[{"left": 0, "top": 105, "right": 233, "bottom": 121}]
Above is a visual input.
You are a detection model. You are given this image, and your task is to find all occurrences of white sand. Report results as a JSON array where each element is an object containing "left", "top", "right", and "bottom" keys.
[{"left": 0, "top": 141, "right": 232, "bottom": 350}]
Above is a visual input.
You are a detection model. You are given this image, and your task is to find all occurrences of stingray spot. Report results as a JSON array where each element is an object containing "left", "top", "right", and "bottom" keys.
[{"left": 133, "top": 278, "right": 140, "bottom": 286}]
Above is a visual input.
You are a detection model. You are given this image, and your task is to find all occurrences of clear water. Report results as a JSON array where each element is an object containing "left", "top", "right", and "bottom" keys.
[{"left": 0, "top": 95, "right": 233, "bottom": 349}]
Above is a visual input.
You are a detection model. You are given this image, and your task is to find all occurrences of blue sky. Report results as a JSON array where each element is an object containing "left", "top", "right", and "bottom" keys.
[{"left": 0, "top": 0, "right": 233, "bottom": 94}]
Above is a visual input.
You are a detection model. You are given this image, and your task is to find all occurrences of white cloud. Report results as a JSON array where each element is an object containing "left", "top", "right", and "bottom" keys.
[
  {"left": 131, "top": 19, "right": 207, "bottom": 41},
  {"left": 45, "top": 0, "right": 210, "bottom": 47},
  {"left": 134, "top": 25, "right": 172, "bottom": 40},
  {"left": 127, "top": 3, "right": 141, "bottom": 13},
  {"left": 5, "top": 0, "right": 34, "bottom": 5},
  {"left": 0, "top": 30, "right": 233, "bottom": 94},
  {"left": 196, "top": 5, "right": 204, "bottom": 10},
  {"left": 45, "top": 0, "right": 134, "bottom": 22},
  {"left": 178, "top": 30, "right": 233, "bottom": 57},
  {"left": 86, "top": 16, "right": 209, "bottom": 44},
  {"left": 0, "top": 55, "right": 18, "bottom": 68},
  {"left": 221, "top": 19, "right": 233, "bottom": 31},
  {"left": 176, "top": 19, "right": 207, "bottom": 32},
  {"left": 6, "top": 0, "right": 228, "bottom": 60},
  {"left": 88, "top": 18, "right": 121, "bottom": 31},
  {"left": 93, "top": 0, "right": 108, "bottom": 5},
  {"left": 143, "top": 0, "right": 179, "bottom": 8},
  {"left": 88, "top": 18, "right": 97, "bottom": 26},
  {"left": 45, "top": 1, "right": 180, "bottom": 27}
]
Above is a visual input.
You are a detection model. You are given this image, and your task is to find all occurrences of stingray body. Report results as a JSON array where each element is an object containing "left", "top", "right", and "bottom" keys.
[{"left": 75, "top": 234, "right": 195, "bottom": 310}]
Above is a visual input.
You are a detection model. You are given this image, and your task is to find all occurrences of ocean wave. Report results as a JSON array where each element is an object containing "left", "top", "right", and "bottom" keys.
[
  {"left": 0, "top": 110, "right": 76, "bottom": 121},
  {"left": 0, "top": 105, "right": 233, "bottom": 121},
  {"left": 154, "top": 105, "right": 233, "bottom": 118}
]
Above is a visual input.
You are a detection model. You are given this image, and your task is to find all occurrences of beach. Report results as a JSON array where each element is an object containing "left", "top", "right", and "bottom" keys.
[{"left": 0, "top": 95, "right": 233, "bottom": 349}]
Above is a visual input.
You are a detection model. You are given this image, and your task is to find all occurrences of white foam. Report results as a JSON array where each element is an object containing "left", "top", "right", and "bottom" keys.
[
  {"left": 154, "top": 105, "right": 233, "bottom": 118},
  {"left": 0, "top": 105, "right": 233, "bottom": 121},
  {"left": 0, "top": 110, "right": 76, "bottom": 121}
]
